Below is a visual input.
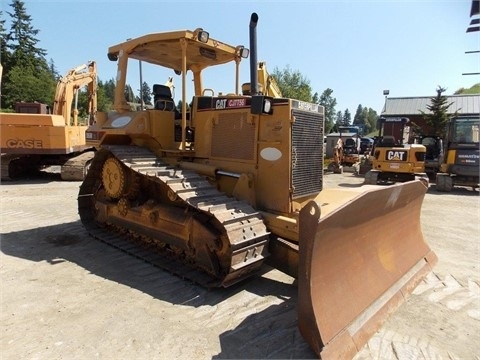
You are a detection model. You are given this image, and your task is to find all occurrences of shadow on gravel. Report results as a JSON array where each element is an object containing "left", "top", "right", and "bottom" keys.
[
  {"left": 426, "top": 185, "right": 479, "bottom": 196},
  {"left": 213, "top": 300, "right": 315, "bottom": 359},
  {"left": 336, "top": 182, "right": 364, "bottom": 188},
  {"left": 0, "top": 170, "right": 63, "bottom": 185},
  {"left": 0, "top": 222, "right": 315, "bottom": 359}
]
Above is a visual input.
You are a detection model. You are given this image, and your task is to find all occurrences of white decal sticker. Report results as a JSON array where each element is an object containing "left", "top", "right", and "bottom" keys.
[
  {"left": 260, "top": 147, "right": 282, "bottom": 161},
  {"left": 111, "top": 116, "right": 131, "bottom": 128}
]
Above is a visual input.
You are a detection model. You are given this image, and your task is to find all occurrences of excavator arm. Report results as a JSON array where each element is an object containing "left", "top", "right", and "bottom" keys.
[
  {"left": 257, "top": 61, "right": 282, "bottom": 97},
  {"left": 53, "top": 61, "right": 97, "bottom": 126}
]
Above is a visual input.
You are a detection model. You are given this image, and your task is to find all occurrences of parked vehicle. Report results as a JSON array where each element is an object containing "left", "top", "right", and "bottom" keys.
[
  {"left": 364, "top": 117, "right": 428, "bottom": 185},
  {"left": 77, "top": 14, "right": 436, "bottom": 359},
  {"left": 0, "top": 62, "right": 97, "bottom": 180},
  {"left": 360, "top": 136, "right": 374, "bottom": 154},
  {"left": 436, "top": 115, "right": 479, "bottom": 191}
]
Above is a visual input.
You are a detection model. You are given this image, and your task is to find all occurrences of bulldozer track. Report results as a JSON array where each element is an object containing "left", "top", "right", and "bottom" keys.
[{"left": 78, "top": 145, "right": 270, "bottom": 288}]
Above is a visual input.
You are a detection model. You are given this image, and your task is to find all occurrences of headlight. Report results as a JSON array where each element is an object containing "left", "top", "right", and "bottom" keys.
[
  {"left": 198, "top": 30, "right": 209, "bottom": 43},
  {"left": 251, "top": 95, "right": 274, "bottom": 115},
  {"left": 263, "top": 99, "right": 272, "bottom": 113}
]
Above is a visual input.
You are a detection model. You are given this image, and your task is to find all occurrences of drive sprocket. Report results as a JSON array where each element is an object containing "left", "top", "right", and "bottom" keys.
[{"left": 102, "top": 157, "right": 127, "bottom": 198}]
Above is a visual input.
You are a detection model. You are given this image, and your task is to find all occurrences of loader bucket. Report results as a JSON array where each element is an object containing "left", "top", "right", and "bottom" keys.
[{"left": 298, "top": 180, "right": 437, "bottom": 359}]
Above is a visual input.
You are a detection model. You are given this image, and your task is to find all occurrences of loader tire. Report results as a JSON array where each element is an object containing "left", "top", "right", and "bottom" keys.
[
  {"left": 364, "top": 170, "right": 378, "bottom": 185},
  {"left": 436, "top": 173, "right": 453, "bottom": 192}
]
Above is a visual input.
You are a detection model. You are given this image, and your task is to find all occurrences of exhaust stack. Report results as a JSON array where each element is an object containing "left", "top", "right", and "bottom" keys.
[{"left": 249, "top": 13, "right": 259, "bottom": 96}]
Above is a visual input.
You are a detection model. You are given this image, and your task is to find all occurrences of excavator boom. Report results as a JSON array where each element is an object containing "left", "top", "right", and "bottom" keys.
[{"left": 53, "top": 61, "right": 97, "bottom": 126}]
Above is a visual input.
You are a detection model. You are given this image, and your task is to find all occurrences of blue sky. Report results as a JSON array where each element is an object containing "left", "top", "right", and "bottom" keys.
[{"left": 5, "top": 0, "right": 479, "bottom": 115}]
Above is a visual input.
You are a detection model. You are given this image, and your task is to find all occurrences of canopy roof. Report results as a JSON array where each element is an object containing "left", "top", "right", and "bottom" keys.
[{"left": 107, "top": 29, "right": 244, "bottom": 73}]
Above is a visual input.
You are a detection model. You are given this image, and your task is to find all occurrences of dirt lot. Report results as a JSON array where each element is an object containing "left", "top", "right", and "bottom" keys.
[{"left": 1, "top": 171, "right": 479, "bottom": 360}]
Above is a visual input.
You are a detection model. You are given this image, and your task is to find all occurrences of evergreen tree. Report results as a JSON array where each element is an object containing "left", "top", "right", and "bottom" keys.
[
  {"left": 0, "top": 11, "right": 9, "bottom": 68},
  {"left": 421, "top": 86, "right": 453, "bottom": 138},
  {"left": 47, "top": 58, "right": 59, "bottom": 79},
  {"left": 102, "top": 78, "right": 116, "bottom": 103},
  {"left": 366, "top": 107, "right": 378, "bottom": 134},
  {"left": 2, "top": 1, "right": 55, "bottom": 109},
  {"left": 140, "top": 81, "right": 152, "bottom": 106},
  {"left": 5, "top": 64, "right": 53, "bottom": 104},
  {"left": 342, "top": 109, "right": 351, "bottom": 126},
  {"left": 0, "top": 11, "right": 7, "bottom": 108},
  {"left": 124, "top": 84, "right": 135, "bottom": 103},
  {"left": 7, "top": 0, "right": 47, "bottom": 68},
  {"left": 318, "top": 88, "right": 337, "bottom": 134},
  {"left": 334, "top": 111, "right": 343, "bottom": 131},
  {"left": 176, "top": 99, "right": 191, "bottom": 112},
  {"left": 353, "top": 104, "right": 363, "bottom": 127},
  {"left": 353, "top": 104, "right": 368, "bottom": 134},
  {"left": 94, "top": 79, "right": 113, "bottom": 112}
]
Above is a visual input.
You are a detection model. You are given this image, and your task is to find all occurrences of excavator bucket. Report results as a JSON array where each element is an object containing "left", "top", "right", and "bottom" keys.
[{"left": 298, "top": 180, "right": 437, "bottom": 359}]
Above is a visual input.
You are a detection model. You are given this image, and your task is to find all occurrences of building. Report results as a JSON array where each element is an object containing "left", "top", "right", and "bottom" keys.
[{"left": 380, "top": 94, "right": 480, "bottom": 139}]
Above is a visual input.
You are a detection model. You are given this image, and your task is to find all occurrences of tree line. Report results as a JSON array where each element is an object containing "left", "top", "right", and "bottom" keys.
[
  {"left": 1, "top": 0, "right": 380, "bottom": 134},
  {"left": 0, "top": 1, "right": 122, "bottom": 116}
]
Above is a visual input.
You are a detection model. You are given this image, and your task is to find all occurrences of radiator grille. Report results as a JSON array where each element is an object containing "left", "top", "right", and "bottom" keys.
[
  {"left": 292, "top": 109, "right": 324, "bottom": 198},
  {"left": 211, "top": 112, "right": 255, "bottom": 160}
]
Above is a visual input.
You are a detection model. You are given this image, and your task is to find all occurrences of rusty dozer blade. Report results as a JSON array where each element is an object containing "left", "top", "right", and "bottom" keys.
[{"left": 298, "top": 180, "right": 437, "bottom": 359}]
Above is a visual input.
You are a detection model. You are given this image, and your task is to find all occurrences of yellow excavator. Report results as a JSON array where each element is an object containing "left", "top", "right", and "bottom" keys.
[
  {"left": 78, "top": 14, "right": 436, "bottom": 359},
  {"left": 364, "top": 117, "right": 429, "bottom": 185},
  {"left": 0, "top": 61, "right": 97, "bottom": 180},
  {"left": 242, "top": 61, "right": 282, "bottom": 97}
]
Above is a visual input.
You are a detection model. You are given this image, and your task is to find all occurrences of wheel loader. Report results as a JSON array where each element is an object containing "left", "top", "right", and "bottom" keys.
[
  {"left": 436, "top": 115, "right": 479, "bottom": 191},
  {"left": 78, "top": 13, "right": 437, "bottom": 359},
  {"left": 0, "top": 61, "right": 97, "bottom": 181}
]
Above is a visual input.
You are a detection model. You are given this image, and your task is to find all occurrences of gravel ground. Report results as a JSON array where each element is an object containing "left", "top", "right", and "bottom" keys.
[{"left": 1, "top": 170, "right": 479, "bottom": 360}]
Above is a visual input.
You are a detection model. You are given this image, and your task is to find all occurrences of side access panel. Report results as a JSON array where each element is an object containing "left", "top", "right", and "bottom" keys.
[{"left": 297, "top": 180, "right": 437, "bottom": 359}]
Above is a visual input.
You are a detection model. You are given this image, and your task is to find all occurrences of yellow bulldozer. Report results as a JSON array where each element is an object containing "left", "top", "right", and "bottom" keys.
[
  {"left": 0, "top": 61, "right": 97, "bottom": 181},
  {"left": 78, "top": 14, "right": 437, "bottom": 359}
]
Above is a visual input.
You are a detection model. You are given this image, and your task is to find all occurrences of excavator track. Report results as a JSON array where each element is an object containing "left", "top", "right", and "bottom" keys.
[
  {"left": 1, "top": 154, "right": 17, "bottom": 181},
  {"left": 78, "top": 145, "right": 270, "bottom": 288},
  {"left": 0, "top": 154, "right": 38, "bottom": 181},
  {"left": 61, "top": 151, "right": 95, "bottom": 181}
]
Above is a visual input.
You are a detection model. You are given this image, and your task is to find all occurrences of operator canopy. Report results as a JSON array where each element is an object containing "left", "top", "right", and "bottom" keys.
[{"left": 107, "top": 29, "right": 249, "bottom": 73}]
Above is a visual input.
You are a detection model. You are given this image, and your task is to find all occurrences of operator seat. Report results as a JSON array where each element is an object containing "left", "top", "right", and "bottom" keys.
[
  {"left": 153, "top": 84, "right": 175, "bottom": 112},
  {"left": 381, "top": 136, "right": 396, "bottom": 147},
  {"left": 344, "top": 138, "right": 358, "bottom": 154}
]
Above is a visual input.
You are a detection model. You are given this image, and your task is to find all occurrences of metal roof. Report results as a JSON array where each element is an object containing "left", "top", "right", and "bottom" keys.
[
  {"left": 381, "top": 94, "right": 480, "bottom": 116},
  {"left": 108, "top": 30, "right": 243, "bottom": 72}
]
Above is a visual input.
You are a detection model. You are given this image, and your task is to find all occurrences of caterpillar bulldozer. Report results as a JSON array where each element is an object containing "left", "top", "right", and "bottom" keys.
[
  {"left": 364, "top": 117, "right": 429, "bottom": 185},
  {"left": 78, "top": 13, "right": 437, "bottom": 359},
  {"left": 436, "top": 115, "right": 479, "bottom": 191},
  {"left": 0, "top": 61, "right": 97, "bottom": 181}
]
